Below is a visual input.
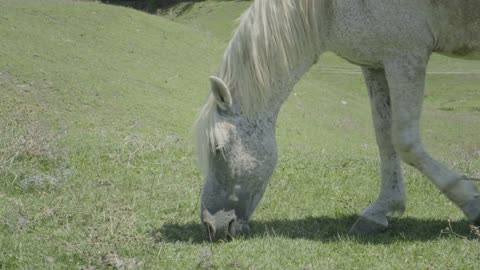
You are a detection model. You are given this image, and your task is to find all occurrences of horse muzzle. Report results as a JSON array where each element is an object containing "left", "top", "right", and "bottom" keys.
[{"left": 202, "top": 209, "right": 250, "bottom": 242}]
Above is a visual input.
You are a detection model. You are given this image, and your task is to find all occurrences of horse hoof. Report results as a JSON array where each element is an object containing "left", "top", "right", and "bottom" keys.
[
  {"left": 474, "top": 216, "right": 480, "bottom": 226},
  {"left": 472, "top": 211, "right": 480, "bottom": 226},
  {"left": 349, "top": 216, "right": 388, "bottom": 235},
  {"left": 462, "top": 197, "right": 480, "bottom": 226}
]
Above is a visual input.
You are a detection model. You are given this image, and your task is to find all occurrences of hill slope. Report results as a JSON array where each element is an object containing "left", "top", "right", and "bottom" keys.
[{"left": 0, "top": 1, "right": 225, "bottom": 268}]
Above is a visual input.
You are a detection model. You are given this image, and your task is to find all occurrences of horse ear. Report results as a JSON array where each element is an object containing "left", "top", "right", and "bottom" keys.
[{"left": 209, "top": 76, "right": 232, "bottom": 110}]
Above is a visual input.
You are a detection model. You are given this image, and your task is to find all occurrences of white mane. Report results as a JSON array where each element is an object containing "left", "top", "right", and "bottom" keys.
[
  {"left": 194, "top": 0, "right": 321, "bottom": 176},
  {"left": 220, "top": 0, "right": 321, "bottom": 112}
]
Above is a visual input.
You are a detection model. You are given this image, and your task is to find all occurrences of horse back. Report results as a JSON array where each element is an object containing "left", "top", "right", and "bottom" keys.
[{"left": 323, "top": 0, "right": 480, "bottom": 62}]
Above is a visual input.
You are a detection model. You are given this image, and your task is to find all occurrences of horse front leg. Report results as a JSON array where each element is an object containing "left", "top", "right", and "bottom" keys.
[
  {"left": 350, "top": 67, "right": 406, "bottom": 234},
  {"left": 384, "top": 53, "right": 480, "bottom": 226}
]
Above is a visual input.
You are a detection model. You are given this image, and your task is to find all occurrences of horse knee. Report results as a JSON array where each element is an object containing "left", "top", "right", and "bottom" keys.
[{"left": 392, "top": 135, "right": 424, "bottom": 166}]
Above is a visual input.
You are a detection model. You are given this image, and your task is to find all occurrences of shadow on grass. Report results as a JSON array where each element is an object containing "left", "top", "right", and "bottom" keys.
[{"left": 153, "top": 215, "right": 476, "bottom": 244}]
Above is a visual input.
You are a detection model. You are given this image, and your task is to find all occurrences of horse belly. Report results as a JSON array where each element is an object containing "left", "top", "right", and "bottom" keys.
[{"left": 437, "top": 50, "right": 480, "bottom": 61}]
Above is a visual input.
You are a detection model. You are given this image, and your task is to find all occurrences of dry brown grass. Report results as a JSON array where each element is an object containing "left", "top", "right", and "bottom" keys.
[{"left": 0, "top": 109, "right": 70, "bottom": 188}]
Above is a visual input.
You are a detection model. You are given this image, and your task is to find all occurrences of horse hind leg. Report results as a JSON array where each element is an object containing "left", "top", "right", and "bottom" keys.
[
  {"left": 385, "top": 53, "right": 480, "bottom": 226},
  {"left": 350, "top": 67, "right": 407, "bottom": 234}
]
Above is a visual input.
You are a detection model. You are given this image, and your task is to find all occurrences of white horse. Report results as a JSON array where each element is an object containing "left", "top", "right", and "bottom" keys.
[{"left": 194, "top": 0, "right": 480, "bottom": 241}]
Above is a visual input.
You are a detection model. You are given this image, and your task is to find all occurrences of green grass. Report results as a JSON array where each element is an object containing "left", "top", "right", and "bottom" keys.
[
  {"left": 162, "top": 0, "right": 253, "bottom": 42},
  {"left": 1, "top": 0, "right": 479, "bottom": 269}
]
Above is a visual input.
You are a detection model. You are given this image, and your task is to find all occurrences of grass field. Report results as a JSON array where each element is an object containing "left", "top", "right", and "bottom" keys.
[{"left": 1, "top": 1, "right": 479, "bottom": 269}]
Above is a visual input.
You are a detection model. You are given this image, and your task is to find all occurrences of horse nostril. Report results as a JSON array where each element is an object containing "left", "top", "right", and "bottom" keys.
[
  {"left": 227, "top": 219, "right": 235, "bottom": 237},
  {"left": 202, "top": 209, "right": 238, "bottom": 241},
  {"left": 204, "top": 221, "right": 215, "bottom": 242},
  {"left": 240, "top": 223, "right": 251, "bottom": 234}
]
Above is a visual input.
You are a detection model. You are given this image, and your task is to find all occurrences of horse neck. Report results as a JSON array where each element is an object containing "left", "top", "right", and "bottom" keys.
[
  {"left": 220, "top": 1, "right": 324, "bottom": 115},
  {"left": 269, "top": 56, "right": 319, "bottom": 112}
]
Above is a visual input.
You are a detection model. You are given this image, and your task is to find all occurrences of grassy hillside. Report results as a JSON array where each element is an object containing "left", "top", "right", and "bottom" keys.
[
  {"left": 1, "top": 0, "right": 479, "bottom": 269},
  {"left": 163, "top": 1, "right": 253, "bottom": 42},
  {"left": 0, "top": 1, "right": 222, "bottom": 268}
]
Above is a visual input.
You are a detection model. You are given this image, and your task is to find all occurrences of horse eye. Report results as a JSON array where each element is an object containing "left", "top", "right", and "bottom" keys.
[
  {"left": 214, "top": 146, "right": 227, "bottom": 157},
  {"left": 217, "top": 104, "right": 233, "bottom": 117},
  {"left": 217, "top": 106, "right": 228, "bottom": 116}
]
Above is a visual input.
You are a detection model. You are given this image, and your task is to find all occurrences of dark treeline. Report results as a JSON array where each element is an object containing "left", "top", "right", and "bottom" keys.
[
  {"left": 100, "top": 0, "right": 250, "bottom": 13},
  {"left": 100, "top": 0, "right": 207, "bottom": 13}
]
